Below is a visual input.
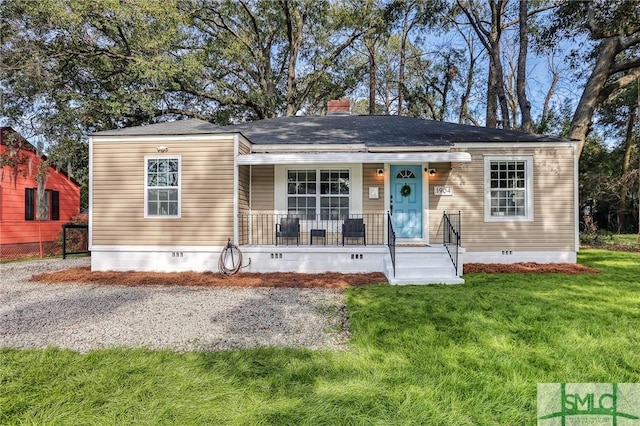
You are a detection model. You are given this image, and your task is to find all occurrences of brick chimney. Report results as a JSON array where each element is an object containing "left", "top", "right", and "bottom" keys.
[{"left": 327, "top": 99, "right": 350, "bottom": 115}]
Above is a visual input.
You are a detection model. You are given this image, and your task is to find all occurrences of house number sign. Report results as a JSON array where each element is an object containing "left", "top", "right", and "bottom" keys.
[{"left": 433, "top": 186, "right": 453, "bottom": 196}]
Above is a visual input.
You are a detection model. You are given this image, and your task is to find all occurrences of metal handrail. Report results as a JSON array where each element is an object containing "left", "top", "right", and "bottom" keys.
[
  {"left": 442, "top": 211, "right": 461, "bottom": 274},
  {"left": 387, "top": 212, "right": 396, "bottom": 277}
]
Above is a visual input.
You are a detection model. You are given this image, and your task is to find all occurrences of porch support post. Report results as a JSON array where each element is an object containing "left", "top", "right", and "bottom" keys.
[{"left": 233, "top": 134, "right": 239, "bottom": 246}]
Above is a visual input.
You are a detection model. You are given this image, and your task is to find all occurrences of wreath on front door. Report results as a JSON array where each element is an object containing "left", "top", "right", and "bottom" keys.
[{"left": 400, "top": 184, "right": 411, "bottom": 197}]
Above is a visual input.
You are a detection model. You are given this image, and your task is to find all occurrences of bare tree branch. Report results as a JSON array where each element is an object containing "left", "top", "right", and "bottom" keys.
[{"left": 598, "top": 67, "right": 640, "bottom": 103}]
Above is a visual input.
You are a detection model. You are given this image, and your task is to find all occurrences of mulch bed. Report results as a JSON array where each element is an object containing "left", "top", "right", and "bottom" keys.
[
  {"left": 32, "top": 267, "right": 388, "bottom": 288},
  {"left": 464, "top": 262, "right": 599, "bottom": 274},
  {"left": 31, "top": 262, "right": 599, "bottom": 288}
]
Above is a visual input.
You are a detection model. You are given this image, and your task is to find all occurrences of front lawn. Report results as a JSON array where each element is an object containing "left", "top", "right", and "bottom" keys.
[
  {"left": 2, "top": 249, "right": 639, "bottom": 425},
  {"left": 611, "top": 233, "right": 640, "bottom": 246},
  {"left": 582, "top": 232, "right": 640, "bottom": 251}
]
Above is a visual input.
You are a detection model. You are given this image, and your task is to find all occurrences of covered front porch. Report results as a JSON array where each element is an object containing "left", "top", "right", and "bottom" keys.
[
  {"left": 236, "top": 212, "right": 464, "bottom": 284},
  {"left": 234, "top": 144, "right": 470, "bottom": 283}
]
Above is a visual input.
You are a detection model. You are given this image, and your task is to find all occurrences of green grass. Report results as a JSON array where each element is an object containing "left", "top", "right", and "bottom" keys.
[
  {"left": 582, "top": 232, "right": 640, "bottom": 249},
  {"left": 608, "top": 233, "right": 640, "bottom": 246},
  {"left": 2, "top": 249, "right": 639, "bottom": 425}
]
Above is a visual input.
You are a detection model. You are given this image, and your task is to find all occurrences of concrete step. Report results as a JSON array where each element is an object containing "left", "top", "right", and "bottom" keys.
[
  {"left": 383, "top": 247, "right": 463, "bottom": 285},
  {"left": 393, "top": 266, "right": 455, "bottom": 277},
  {"left": 389, "top": 275, "right": 465, "bottom": 285},
  {"left": 393, "top": 256, "right": 452, "bottom": 266}
]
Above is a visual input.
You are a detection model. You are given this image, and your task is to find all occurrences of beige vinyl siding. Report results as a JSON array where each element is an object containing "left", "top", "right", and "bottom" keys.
[
  {"left": 238, "top": 165, "right": 250, "bottom": 216},
  {"left": 429, "top": 146, "right": 576, "bottom": 251},
  {"left": 238, "top": 138, "right": 251, "bottom": 155},
  {"left": 362, "top": 163, "right": 385, "bottom": 213},
  {"left": 361, "top": 163, "right": 385, "bottom": 244},
  {"left": 238, "top": 138, "right": 251, "bottom": 215},
  {"left": 92, "top": 137, "right": 236, "bottom": 246},
  {"left": 250, "top": 165, "right": 275, "bottom": 212}
]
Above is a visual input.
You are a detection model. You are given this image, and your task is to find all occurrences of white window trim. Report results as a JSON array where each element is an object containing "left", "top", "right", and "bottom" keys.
[
  {"left": 484, "top": 155, "right": 533, "bottom": 222},
  {"left": 275, "top": 164, "right": 363, "bottom": 215},
  {"left": 144, "top": 155, "right": 182, "bottom": 219}
]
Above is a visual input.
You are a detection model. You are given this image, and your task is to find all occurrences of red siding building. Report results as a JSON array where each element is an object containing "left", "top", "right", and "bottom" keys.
[{"left": 0, "top": 127, "right": 81, "bottom": 250}]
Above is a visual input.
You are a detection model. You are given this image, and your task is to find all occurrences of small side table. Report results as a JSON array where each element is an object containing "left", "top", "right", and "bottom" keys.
[{"left": 310, "top": 229, "right": 326, "bottom": 245}]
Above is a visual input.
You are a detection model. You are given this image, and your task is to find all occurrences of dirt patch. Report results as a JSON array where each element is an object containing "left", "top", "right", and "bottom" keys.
[
  {"left": 32, "top": 267, "right": 388, "bottom": 288},
  {"left": 464, "top": 262, "right": 599, "bottom": 274}
]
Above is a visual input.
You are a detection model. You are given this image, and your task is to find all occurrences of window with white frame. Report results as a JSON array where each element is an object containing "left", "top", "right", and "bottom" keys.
[
  {"left": 145, "top": 157, "right": 180, "bottom": 218},
  {"left": 484, "top": 156, "right": 533, "bottom": 221},
  {"left": 287, "top": 169, "right": 350, "bottom": 220}
]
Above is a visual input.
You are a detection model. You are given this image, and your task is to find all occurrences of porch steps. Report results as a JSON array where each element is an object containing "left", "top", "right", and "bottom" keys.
[{"left": 384, "top": 245, "right": 464, "bottom": 285}]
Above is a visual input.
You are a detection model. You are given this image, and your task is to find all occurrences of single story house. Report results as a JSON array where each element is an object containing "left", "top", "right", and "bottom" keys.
[
  {"left": 1, "top": 127, "right": 81, "bottom": 255},
  {"left": 89, "top": 102, "right": 578, "bottom": 284}
]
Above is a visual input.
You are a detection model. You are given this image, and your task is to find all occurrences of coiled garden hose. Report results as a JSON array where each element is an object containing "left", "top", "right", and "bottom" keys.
[{"left": 218, "top": 239, "right": 245, "bottom": 275}]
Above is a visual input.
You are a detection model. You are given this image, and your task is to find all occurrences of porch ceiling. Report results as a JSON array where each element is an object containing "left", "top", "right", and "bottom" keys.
[{"left": 236, "top": 151, "right": 472, "bottom": 165}]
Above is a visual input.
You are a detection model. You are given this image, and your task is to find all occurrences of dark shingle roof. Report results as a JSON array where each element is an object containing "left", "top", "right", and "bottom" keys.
[
  {"left": 92, "top": 119, "right": 219, "bottom": 136},
  {"left": 92, "top": 115, "right": 569, "bottom": 145},
  {"left": 222, "top": 115, "right": 568, "bottom": 146}
]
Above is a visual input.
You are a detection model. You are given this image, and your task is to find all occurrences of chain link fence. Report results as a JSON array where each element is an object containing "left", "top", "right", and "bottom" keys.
[{"left": 0, "top": 221, "right": 89, "bottom": 261}]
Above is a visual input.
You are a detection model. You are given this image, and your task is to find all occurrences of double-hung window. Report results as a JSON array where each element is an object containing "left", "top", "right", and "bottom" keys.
[
  {"left": 25, "top": 188, "right": 35, "bottom": 220},
  {"left": 24, "top": 188, "right": 59, "bottom": 220},
  {"left": 287, "top": 169, "right": 350, "bottom": 220},
  {"left": 145, "top": 157, "right": 181, "bottom": 218},
  {"left": 484, "top": 156, "right": 533, "bottom": 221}
]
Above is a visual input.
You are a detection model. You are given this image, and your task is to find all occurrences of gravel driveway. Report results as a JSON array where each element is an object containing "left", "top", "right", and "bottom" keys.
[{"left": 0, "top": 258, "right": 349, "bottom": 353}]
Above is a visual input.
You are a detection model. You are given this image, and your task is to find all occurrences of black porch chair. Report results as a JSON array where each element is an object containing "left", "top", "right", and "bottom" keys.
[
  {"left": 342, "top": 218, "right": 366, "bottom": 246},
  {"left": 275, "top": 217, "right": 300, "bottom": 245}
]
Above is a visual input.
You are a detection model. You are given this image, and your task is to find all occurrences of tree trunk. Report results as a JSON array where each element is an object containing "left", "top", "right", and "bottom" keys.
[
  {"left": 542, "top": 69, "right": 559, "bottom": 122},
  {"left": 493, "top": 48, "right": 511, "bottom": 129},
  {"left": 486, "top": 1, "right": 510, "bottom": 129},
  {"left": 620, "top": 106, "right": 636, "bottom": 228},
  {"left": 366, "top": 37, "right": 377, "bottom": 115},
  {"left": 385, "top": 87, "right": 391, "bottom": 114},
  {"left": 398, "top": 11, "right": 409, "bottom": 116},
  {"left": 486, "top": 64, "right": 498, "bottom": 128},
  {"left": 439, "top": 62, "right": 454, "bottom": 121},
  {"left": 284, "top": 2, "right": 305, "bottom": 117},
  {"left": 569, "top": 37, "right": 619, "bottom": 155},
  {"left": 458, "top": 31, "right": 477, "bottom": 125},
  {"left": 488, "top": 44, "right": 511, "bottom": 129},
  {"left": 623, "top": 106, "right": 636, "bottom": 175},
  {"left": 459, "top": 60, "right": 475, "bottom": 124},
  {"left": 504, "top": 56, "right": 519, "bottom": 127},
  {"left": 517, "top": 0, "right": 532, "bottom": 132},
  {"left": 36, "top": 175, "right": 48, "bottom": 221}
]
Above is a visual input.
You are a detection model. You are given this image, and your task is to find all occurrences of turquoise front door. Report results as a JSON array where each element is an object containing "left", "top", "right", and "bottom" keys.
[{"left": 390, "top": 165, "right": 423, "bottom": 238}]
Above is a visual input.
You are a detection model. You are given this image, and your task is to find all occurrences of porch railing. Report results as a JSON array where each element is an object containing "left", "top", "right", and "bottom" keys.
[
  {"left": 238, "top": 213, "right": 386, "bottom": 246},
  {"left": 442, "top": 211, "right": 461, "bottom": 274},
  {"left": 387, "top": 212, "right": 396, "bottom": 277}
]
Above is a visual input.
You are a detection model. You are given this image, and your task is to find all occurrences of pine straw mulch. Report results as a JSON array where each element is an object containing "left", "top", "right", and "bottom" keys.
[
  {"left": 31, "top": 262, "right": 598, "bottom": 288},
  {"left": 31, "top": 267, "right": 388, "bottom": 289},
  {"left": 464, "top": 262, "right": 599, "bottom": 274}
]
